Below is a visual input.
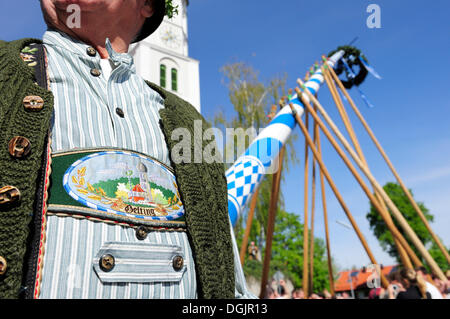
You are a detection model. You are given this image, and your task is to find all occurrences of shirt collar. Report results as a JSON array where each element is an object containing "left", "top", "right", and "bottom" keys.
[
  {"left": 43, "top": 29, "right": 93, "bottom": 57},
  {"left": 43, "top": 29, "right": 135, "bottom": 71},
  {"left": 105, "top": 38, "right": 135, "bottom": 71}
]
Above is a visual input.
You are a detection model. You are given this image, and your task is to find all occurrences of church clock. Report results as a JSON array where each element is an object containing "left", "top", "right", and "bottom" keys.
[{"left": 159, "top": 25, "right": 182, "bottom": 50}]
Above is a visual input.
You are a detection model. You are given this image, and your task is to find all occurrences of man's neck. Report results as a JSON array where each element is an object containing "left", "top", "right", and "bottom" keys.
[{"left": 58, "top": 27, "right": 131, "bottom": 58}]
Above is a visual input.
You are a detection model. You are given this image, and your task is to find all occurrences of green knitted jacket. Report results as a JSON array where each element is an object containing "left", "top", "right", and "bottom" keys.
[{"left": 0, "top": 38, "right": 234, "bottom": 299}]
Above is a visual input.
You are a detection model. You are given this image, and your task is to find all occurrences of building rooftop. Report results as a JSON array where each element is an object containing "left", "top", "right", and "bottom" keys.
[{"left": 334, "top": 265, "right": 399, "bottom": 292}]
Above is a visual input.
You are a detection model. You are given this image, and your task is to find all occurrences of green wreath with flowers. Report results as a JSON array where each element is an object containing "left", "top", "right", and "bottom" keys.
[
  {"left": 165, "top": 0, "right": 179, "bottom": 18},
  {"left": 328, "top": 45, "right": 369, "bottom": 89}
]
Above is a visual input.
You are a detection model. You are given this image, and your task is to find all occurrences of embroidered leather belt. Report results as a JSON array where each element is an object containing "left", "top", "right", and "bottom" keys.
[{"left": 48, "top": 148, "right": 186, "bottom": 229}]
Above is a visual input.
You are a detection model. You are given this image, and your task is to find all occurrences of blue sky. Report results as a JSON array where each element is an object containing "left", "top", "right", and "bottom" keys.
[{"left": 1, "top": 0, "right": 449, "bottom": 271}]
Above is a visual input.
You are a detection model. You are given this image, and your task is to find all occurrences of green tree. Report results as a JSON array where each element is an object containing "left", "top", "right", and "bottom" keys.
[
  {"left": 366, "top": 182, "right": 449, "bottom": 272},
  {"left": 241, "top": 209, "right": 334, "bottom": 292},
  {"left": 271, "top": 210, "right": 331, "bottom": 291}
]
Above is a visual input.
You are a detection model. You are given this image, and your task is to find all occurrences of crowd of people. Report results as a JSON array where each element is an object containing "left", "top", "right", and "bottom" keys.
[
  {"left": 264, "top": 267, "right": 450, "bottom": 299},
  {"left": 265, "top": 279, "right": 337, "bottom": 299},
  {"left": 370, "top": 267, "right": 450, "bottom": 299}
]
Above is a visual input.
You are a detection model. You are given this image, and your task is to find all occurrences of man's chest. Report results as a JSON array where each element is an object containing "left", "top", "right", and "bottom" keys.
[{"left": 46, "top": 45, "right": 170, "bottom": 166}]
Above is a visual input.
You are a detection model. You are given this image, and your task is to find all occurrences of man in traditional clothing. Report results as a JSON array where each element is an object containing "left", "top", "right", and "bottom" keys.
[{"left": 0, "top": 0, "right": 254, "bottom": 299}]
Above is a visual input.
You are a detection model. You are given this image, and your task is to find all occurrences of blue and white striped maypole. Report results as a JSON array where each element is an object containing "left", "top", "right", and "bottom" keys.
[{"left": 226, "top": 50, "right": 345, "bottom": 226}]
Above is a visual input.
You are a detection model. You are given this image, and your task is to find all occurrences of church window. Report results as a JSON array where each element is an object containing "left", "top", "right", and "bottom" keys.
[
  {"left": 160, "top": 64, "right": 166, "bottom": 88},
  {"left": 171, "top": 68, "right": 178, "bottom": 92}
]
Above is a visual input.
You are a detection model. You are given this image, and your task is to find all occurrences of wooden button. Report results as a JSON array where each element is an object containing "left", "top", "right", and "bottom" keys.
[
  {"left": 0, "top": 186, "right": 21, "bottom": 207},
  {"left": 99, "top": 254, "right": 115, "bottom": 272},
  {"left": 8, "top": 136, "right": 31, "bottom": 158},
  {"left": 86, "top": 47, "right": 97, "bottom": 57},
  {"left": 172, "top": 255, "right": 184, "bottom": 271},
  {"left": 115, "top": 107, "right": 125, "bottom": 118},
  {"left": 0, "top": 256, "right": 7, "bottom": 276},
  {"left": 135, "top": 226, "right": 148, "bottom": 240},
  {"left": 23, "top": 95, "right": 44, "bottom": 111},
  {"left": 90, "top": 68, "right": 101, "bottom": 77}
]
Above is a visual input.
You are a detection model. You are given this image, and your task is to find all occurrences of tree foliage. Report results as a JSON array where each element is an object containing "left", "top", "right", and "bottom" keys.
[
  {"left": 241, "top": 209, "right": 333, "bottom": 292},
  {"left": 366, "top": 182, "right": 449, "bottom": 272},
  {"left": 271, "top": 210, "right": 331, "bottom": 291}
]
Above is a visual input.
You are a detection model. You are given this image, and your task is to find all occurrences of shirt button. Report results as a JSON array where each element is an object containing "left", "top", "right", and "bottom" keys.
[
  {"left": 172, "top": 255, "right": 184, "bottom": 272},
  {"left": 99, "top": 254, "right": 115, "bottom": 272},
  {"left": 0, "top": 185, "right": 21, "bottom": 208},
  {"left": 23, "top": 95, "right": 44, "bottom": 111},
  {"left": 8, "top": 136, "right": 32, "bottom": 158},
  {"left": 115, "top": 107, "right": 125, "bottom": 118},
  {"left": 86, "top": 47, "right": 97, "bottom": 57},
  {"left": 90, "top": 68, "right": 101, "bottom": 77},
  {"left": 0, "top": 256, "right": 7, "bottom": 276},
  {"left": 135, "top": 226, "right": 148, "bottom": 240}
]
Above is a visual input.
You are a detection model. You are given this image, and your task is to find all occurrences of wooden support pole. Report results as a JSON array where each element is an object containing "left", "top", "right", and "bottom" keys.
[
  {"left": 288, "top": 102, "right": 389, "bottom": 288},
  {"left": 315, "top": 125, "right": 335, "bottom": 295},
  {"left": 326, "top": 63, "right": 450, "bottom": 265},
  {"left": 240, "top": 187, "right": 260, "bottom": 265},
  {"left": 296, "top": 80, "right": 446, "bottom": 281},
  {"left": 322, "top": 68, "right": 415, "bottom": 269},
  {"left": 259, "top": 146, "right": 286, "bottom": 298},
  {"left": 372, "top": 181, "right": 415, "bottom": 268},
  {"left": 309, "top": 112, "right": 318, "bottom": 294},
  {"left": 302, "top": 110, "right": 310, "bottom": 298},
  {"left": 297, "top": 83, "right": 422, "bottom": 270}
]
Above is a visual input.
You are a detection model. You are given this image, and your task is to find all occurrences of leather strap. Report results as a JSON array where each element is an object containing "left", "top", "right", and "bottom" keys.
[{"left": 29, "top": 43, "right": 49, "bottom": 90}]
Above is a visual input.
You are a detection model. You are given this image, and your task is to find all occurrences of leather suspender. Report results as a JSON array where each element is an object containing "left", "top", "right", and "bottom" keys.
[{"left": 29, "top": 43, "right": 50, "bottom": 90}]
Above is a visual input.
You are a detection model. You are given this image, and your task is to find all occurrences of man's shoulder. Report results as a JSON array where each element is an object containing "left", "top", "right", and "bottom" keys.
[
  {"left": 0, "top": 38, "right": 42, "bottom": 50},
  {"left": 0, "top": 38, "right": 42, "bottom": 63},
  {"left": 0, "top": 38, "right": 42, "bottom": 83}
]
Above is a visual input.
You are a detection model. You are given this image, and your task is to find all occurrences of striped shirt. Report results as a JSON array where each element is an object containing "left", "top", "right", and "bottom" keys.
[{"left": 39, "top": 29, "right": 254, "bottom": 299}]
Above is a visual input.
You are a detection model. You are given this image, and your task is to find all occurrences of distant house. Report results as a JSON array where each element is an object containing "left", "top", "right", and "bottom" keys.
[
  {"left": 334, "top": 265, "right": 399, "bottom": 299},
  {"left": 129, "top": 184, "right": 146, "bottom": 202}
]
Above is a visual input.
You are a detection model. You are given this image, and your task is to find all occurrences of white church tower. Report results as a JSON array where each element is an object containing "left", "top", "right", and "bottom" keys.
[{"left": 129, "top": 0, "right": 201, "bottom": 112}]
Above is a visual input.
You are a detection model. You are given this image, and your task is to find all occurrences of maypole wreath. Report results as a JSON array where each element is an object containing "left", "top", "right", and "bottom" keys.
[{"left": 328, "top": 46, "right": 369, "bottom": 89}]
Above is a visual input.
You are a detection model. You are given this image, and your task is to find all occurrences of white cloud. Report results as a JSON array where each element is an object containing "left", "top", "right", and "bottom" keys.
[{"left": 405, "top": 164, "right": 450, "bottom": 187}]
